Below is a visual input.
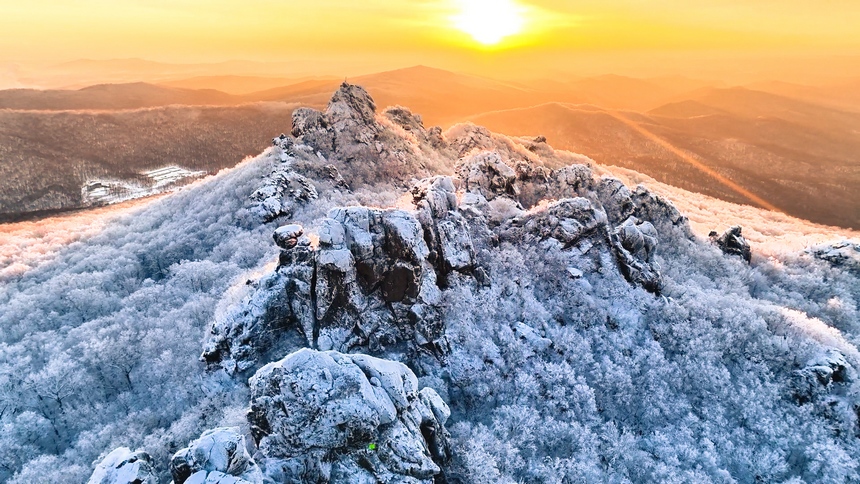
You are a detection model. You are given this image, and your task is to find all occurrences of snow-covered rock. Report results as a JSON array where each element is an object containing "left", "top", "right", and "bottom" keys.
[
  {"left": 283, "top": 83, "right": 444, "bottom": 190},
  {"left": 210, "top": 83, "right": 696, "bottom": 373},
  {"left": 630, "top": 185, "right": 691, "bottom": 237},
  {"left": 457, "top": 151, "right": 520, "bottom": 201},
  {"left": 250, "top": 169, "right": 318, "bottom": 222},
  {"left": 207, "top": 139, "right": 685, "bottom": 370},
  {"left": 87, "top": 448, "right": 158, "bottom": 484},
  {"left": 500, "top": 198, "right": 607, "bottom": 248},
  {"left": 597, "top": 177, "right": 635, "bottom": 226},
  {"left": 611, "top": 216, "right": 662, "bottom": 293},
  {"left": 170, "top": 427, "right": 263, "bottom": 484},
  {"left": 203, "top": 205, "right": 451, "bottom": 373},
  {"left": 273, "top": 224, "right": 304, "bottom": 249},
  {"left": 809, "top": 240, "right": 860, "bottom": 274},
  {"left": 183, "top": 470, "right": 255, "bottom": 484},
  {"left": 247, "top": 349, "right": 450, "bottom": 483},
  {"left": 412, "top": 176, "right": 477, "bottom": 273},
  {"left": 710, "top": 225, "right": 752, "bottom": 262}
]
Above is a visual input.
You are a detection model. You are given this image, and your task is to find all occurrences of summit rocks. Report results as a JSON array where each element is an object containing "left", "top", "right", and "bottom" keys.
[
  {"left": 205, "top": 82, "right": 694, "bottom": 372},
  {"left": 207, "top": 131, "right": 689, "bottom": 373}
]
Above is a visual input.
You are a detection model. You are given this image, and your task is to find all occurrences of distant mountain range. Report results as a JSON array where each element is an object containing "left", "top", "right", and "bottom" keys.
[
  {"left": 0, "top": 65, "right": 857, "bottom": 228},
  {"left": 471, "top": 87, "right": 860, "bottom": 228}
]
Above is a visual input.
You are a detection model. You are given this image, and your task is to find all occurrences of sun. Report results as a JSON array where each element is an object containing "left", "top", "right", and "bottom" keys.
[{"left": 452, "top": 0, "right": 525, "bottom": 46}]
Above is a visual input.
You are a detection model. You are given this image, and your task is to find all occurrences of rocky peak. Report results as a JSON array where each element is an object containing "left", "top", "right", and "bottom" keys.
[
  {"left": 710, "top": 226, "right": 752, "bottom": 263},
  {"left": 327, "top": 82, "right": 377, "bottom": 127}
]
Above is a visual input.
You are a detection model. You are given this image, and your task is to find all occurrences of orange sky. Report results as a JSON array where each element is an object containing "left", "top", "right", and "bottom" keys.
[{"left": 2, "top": 0, "right": 860, "bottom": 82}]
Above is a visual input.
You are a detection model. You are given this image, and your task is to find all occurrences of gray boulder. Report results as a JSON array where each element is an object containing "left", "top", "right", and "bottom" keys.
[
  {"left": 273, "top": 224, "right": 304, "bottom": 250},
  {"left": 457, "top": 151, "right": 519, "bottom": 201},
  {"left": 170, "top": 427, "right": 263, "bottom": 484},
  {"left": 710, "top": 226, "right": 752, "bottom": 263},
  {"left": 248, "top": 349, "right": 450, "bottom": 483},
  {"left": 611, "top": 217, "right": 662, "bottom": 294},
  {"left": 250, "top": 169, "right": 318, "bottom": 222},
  {"left": 597, "top": 177, "right": 634, "bottom": 226},
  {"left": 87, "top": 448, "right": 158, "bottom": 484},
  {"left": 614, "top": 217, "right": 658, "bottom": 262}
]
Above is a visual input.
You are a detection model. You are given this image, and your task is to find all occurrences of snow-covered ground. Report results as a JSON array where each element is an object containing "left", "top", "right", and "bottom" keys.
[
  {"left": 81, "top": 166, "right": 207, "bottom": 206},
  {"left": 602, "top": 164, "right": 860, "bottom": 255}
]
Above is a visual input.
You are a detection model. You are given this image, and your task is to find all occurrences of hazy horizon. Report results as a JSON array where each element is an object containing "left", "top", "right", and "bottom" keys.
[
  {"left": 5, "top": 53, "right": 860, "bottom": 91},
  {"left": 3, "top": 0, "right": 860, "bottom": 89}
]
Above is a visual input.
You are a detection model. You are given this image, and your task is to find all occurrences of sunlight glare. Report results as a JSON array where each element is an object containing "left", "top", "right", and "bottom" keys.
[{"left": 452, "top": 0, "right": 525, "bottom": 46}]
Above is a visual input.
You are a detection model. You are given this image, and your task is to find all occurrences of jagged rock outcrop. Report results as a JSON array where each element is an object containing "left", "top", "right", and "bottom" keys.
[
  {"left": 629, "top": 186, "right": 691, "bottom": 237},
  {"left": 382, "top": 106, "right": 449, "bottom": 153},
  {"left": 499, "top": 198, "right": 607, "bottom": 249},
  {"left": 455, "top": 150, "right": 596, "bottom": 212},
  {"left": 251, "top": 168, "right": 318, "bottom": 222},
  {"left": 203, "top": 204, "right": 457, "bottom": 373},
  {"left": 314, "top": 207, "right": 447, "bottom": 354},
  {"left": 597, "top": 177, "right": 635, "bottom": 226},
  {"left": 248, "top": 349, "right": 450, "bottom": 483},
  {"left": 457, "top": 151, "right": 520, "bottom": 202},
  {"left": 87, "top": 448, "right": 158, "bottom": 484},
  {"left": 252, "top": 83, "right": 456, "bottom": 223},
  {"left": 611, "top": 217, "right": 662, "bottom": 293},
  {"left": 809, "top": 240, "right": 860, "bottom": 274},
  {"left": 211, "top": 137, "right": 691, "bottom": 371},
  {"left": 212, "top": 84, "right": 696, "bottom": 373},
  {"left": 286, "top": 83, "right": 440, "bottom": 186},
  {"left": 710, "top": 226, "right": 752, "bottom": 262},
  {"left": 791, "top": 350, "right": 860, "bottom": 432},
  {"left": 448, "top": 124, "right": 495, "bottom": 158},
  {"left": 170, "top": 428, "right": 263, "bottom": 484},
  {"left": 412, "top": 176, "right": 477, "bottom": 276},
  {"left": 493, "top": 193, "right": 663, "bottom": 292}
]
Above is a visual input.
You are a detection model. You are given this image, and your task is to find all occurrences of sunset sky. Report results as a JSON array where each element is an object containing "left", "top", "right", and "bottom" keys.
[{"left": 2, "top": 0, "right": 860, "bottom": 82}]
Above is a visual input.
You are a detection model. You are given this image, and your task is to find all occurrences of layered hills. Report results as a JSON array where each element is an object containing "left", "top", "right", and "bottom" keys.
[{"left": 0, "top": 66, "right": 857, "bottom": 227}]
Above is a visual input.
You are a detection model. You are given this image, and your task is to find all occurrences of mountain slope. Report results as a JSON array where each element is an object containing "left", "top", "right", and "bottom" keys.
[
  {"left": 159, "top": 75, "right": 333, "bottom": 95},
  {"left": 0, "top": 82, "right": 241, "bottom": 110},
  {"left": 748, "top": 79, "right": 860, "bottom": 113},
  {"left": 0, "top": 103, "right": 295, "bottom": 220},
  {"left": 1, "top": 84, "right": 859, "bottom": 484}
]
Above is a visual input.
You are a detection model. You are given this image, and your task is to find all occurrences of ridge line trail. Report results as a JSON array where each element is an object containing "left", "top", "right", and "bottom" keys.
[{"left": 562, "top": 102, "right": 782, "bottom": 213}]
